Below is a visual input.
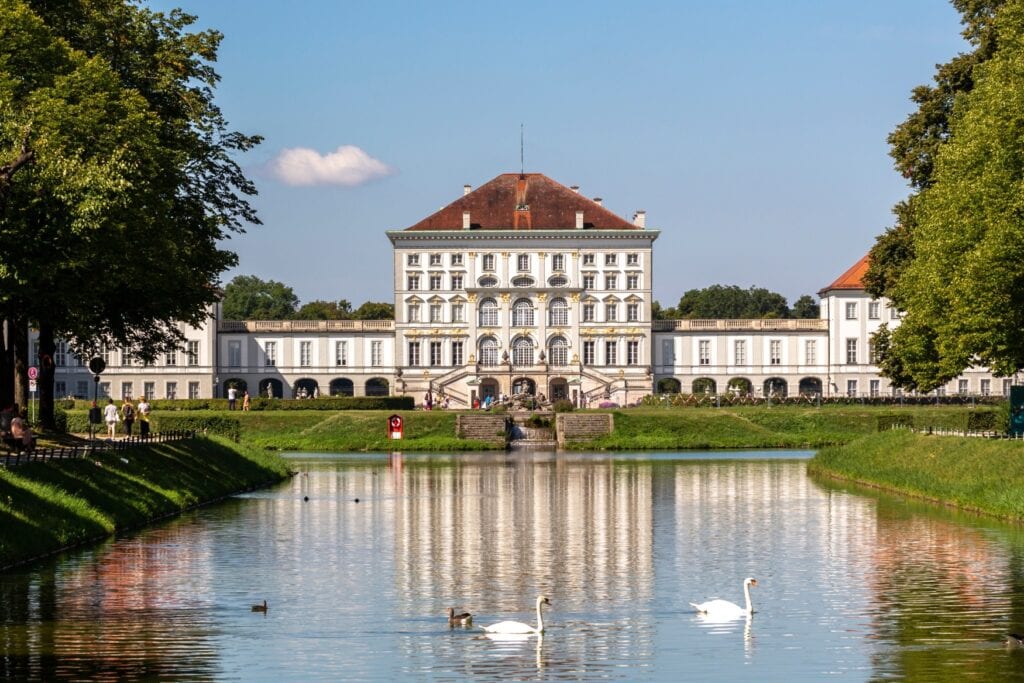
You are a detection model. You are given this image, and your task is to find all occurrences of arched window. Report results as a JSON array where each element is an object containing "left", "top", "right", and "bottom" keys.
[
  {"left": 479, "top": 337, "right": 499, "bottom": 367},
  {"left": 512, "top": 298, "right": 534, "bottom": 327},
  {"left": 511, "top": 276, "right": 534, "bottom": 288},
  {"left": 478, "top": 298, "right": 498, "bottom": 327},
  {"left": 477, "top": 275, "right": 498, "bottom": 288},
  {"left": 512, "top": 337, "right": 534, "bottom": 367},
  {"left": 548, "top": 275, "right": 568, "bottom": 287},
  {"left": 548, "top": 336, "right": 569, "bottom": 366},
  {"left": 548, "top": 298, "right": 568, "bottom": 327}
]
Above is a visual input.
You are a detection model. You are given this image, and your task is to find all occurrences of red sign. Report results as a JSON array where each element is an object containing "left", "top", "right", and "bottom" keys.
[
  {"left": 27, "top": 366, "right": 38, "bottom": 380},
  {"left": 388, "top": 414, "right": 404, "bottom": 440}
]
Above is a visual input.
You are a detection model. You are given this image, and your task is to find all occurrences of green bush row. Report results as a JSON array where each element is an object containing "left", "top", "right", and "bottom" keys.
[
  {"left": 60, "top": 396, "right": 415, "bottom": 412},
  {"left": 876, "top": 409, "right": 1007, "bottom": 433},
  {"left": 64, "top": 411, "right": 242, "bottom": 441}
]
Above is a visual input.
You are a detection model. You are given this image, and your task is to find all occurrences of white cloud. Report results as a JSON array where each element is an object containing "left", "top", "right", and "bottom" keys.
[{"left": 268, "top": 145, "right": 394, "bottom": 187}]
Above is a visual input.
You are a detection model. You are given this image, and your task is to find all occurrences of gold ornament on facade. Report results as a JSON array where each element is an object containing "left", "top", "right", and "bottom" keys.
[
  {"left": 500, "top": 293, "right": 510, "bottom": 303},
  {"left": 537, "top": 293, "right": 547, "bottom": 302},
  {"left": 570, "top": 292, "right": 580, "bottom": 302},
  {"left": 467, "top": 293, "right": 477, "bottom": 303}
]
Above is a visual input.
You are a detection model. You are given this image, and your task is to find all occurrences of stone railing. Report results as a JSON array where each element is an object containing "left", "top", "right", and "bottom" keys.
[
  {"left": 219, "top": 320, "right": 395, "bottom": 333},
  {"left": 651, "top": 319, "right": 828, "bottom": 332}
]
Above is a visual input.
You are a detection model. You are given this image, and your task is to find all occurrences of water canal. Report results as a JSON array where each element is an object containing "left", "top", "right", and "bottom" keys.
[{"left": 2, "top": 450, "right": 1024, "bottom": 681}]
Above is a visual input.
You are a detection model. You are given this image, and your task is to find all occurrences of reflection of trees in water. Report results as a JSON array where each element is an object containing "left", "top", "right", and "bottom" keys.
[{"left": 861, "top": 493, "right": 1024, "bottom": 680}]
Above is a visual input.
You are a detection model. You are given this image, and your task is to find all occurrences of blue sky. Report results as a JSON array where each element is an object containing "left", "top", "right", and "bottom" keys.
[{"left": 151, "top": 0, "right": 967, "bottom": 309}]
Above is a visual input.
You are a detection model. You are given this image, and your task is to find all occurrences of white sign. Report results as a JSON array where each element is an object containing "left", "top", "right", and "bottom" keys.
[{"left": 29, "top": 379, "right": 37, "bottom": 392}]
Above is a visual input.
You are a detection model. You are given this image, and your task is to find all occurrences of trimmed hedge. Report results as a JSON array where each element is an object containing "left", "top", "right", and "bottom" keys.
[
  {"left": 877, "top": 414, "right": 914, "bottom": 431},
  {"left": 64, "top": 411, "right": 242, "bottom": 441},
  {"left": 60, "top": 396, "right": 415, "bottom": 412}
]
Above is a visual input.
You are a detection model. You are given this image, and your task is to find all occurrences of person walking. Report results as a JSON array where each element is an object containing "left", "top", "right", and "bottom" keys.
[
  {"left": 121, "top": 399, "right": 136, "bottom": 436},
  {"left": 227, "top": 385, "right": 237, "bottom": 410},
  {"left": 103, "top": 399, "right": 119, "bottom": 438},
  {"left": 137, "top": 397, "right": 151, "bottom": 438},
  {"left": 242, "top": 390, "right": 251, "bottom": 411}
]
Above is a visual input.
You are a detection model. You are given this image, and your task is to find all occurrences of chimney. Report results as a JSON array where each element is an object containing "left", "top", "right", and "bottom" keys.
[
  {"left": 633, "top": 210, "right": 646, "bottom": 228},
  {"left": 575, "top": 211, "right": 584, "bottom": 229},
  {"left": 462, "top": 211, "right": 471, "bottom": 230},
  {"left": 463, "top": 184, "right": 472, "bottom": 196},
  {"left": 570, "top": 185, "right": 580, "bottom": 194},
  {"left": 593, "top": 197, "right": 603, "bottom": 206}
]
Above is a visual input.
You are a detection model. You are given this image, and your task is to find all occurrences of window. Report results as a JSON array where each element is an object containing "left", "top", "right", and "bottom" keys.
[
  {"left": 166, "top": 382, "right": 177, "bottom": 400},
  {"left": 407, "top": 274, "right": 420, "bottom": 291},
  {"left": 512, "top": 299, "right": 534, "bottom": 327},
  {"left": 845, "top": 302, "right": 857, "bottom": 320},
  {"left": 100, "top": 382, "right": 110, "bottom": 398},
  {"left": 408, "top": 303, "right": 421, "bottom": 322},
  {"left": 805, "top": 340, "right": 816, "bottom": 365},
  {"left": 1005, "top": 379, "right": 1013, "bottom": 396},
  {"left": 228, "top": 340, "right": 241, "bottom": 367},
  {"left": 583, "top": 341, "right": 595, "bottom": 365},
  {"left": 100, "top": 345, "right": 111, "bottom": 366},
  {"left": 627, "top": 253, "right": 639, "bottom": 266},
  {"left": 605, "top": 341, "right": 617, "bottom": 365},
  {"left": 55, "top": 381, "right": 66, "bottom": 397},
  {"left": 187, "top": 341, "right": 200, "bottom": 366},
  {"left": 335, "top": 341, "right": 348, "bottom": 366},
  {"left": 142, "top": 384, "right": 154, "bottom": 401},
  {"left": 605, "top": 275, "right": 617, "bottom": 290},
  {"left": 846, "top": 380, "right": 858, "bottom": 397},
  {"left": 627, "top": 303, "right": 640, "bottom": 322},
  {"left": 981, "top": 378, "right": 991, "bottom": 396},
  {"left": 548, "top": 275, "right": 568, "bottom": 287},
  {"left": 734, "top": 340, "right": 746, "bottom": 365},
  {"left": 478, "top": 275, "right": 498, "bottom": 288},
  {"left": 55, "top": 341, "right": 67, "bottom": 367},
  {"left": 76, "top": 380, "right": 89, "bottom": 398},
  {"left": 166, "top": 349, "right": 177, "bottom": 366},
  {"left": 429, "top": 274, "right": 442, "bottom": 291},
  {"left": 699, "top": 340, "right": 711, "bottom": 365},
  {"left": 583, "top": 274, "right": 595, "bottom": 290},
  {"left": 452, "top": 341, "right": 464, "bottom": 366},
  {"left": 517, "top": 254, "right": 530, "bottom": 271},
  {"left": 583, "top": 303, "right": 595, "bottom": 322},
  {"left": 511, "top": 276, "right": 534, "bottom": 288},
  {"left": 582, "top": 253, "right": 595, "bottom": 265},
  {"left": 846, "top": 338, "right": 858, "bottom": 365},
  {"left": 371, "top": 341, "right": 383, "bottom": 367},
  {"left": 429, "top": 253, "right": 442, "bottom": 266},
  {"left": 512, "top": 337, "right": 533, "bottom": 367},
  {"left": 430, "top": 304, "right": 443, "bottom": 322},
  {"left": 430, "top": 341, "right": 443, "bottom": 367},
  {"left": 936, "top": 385, "right": 946, "bottom": 397},
  {"left": 407, "top": 254, "right": 420, "bottom": 266},
  {"left": 264, "top": 341, "right": 277, "bottom": 367},
  {"left": 479, "top": 337, "right": 499, "bottom": 366},
  {"left": 605, "top": 303, "right": 618, "bottom": 322},
  {"left": 300, "top": 341, "right": 312, "bottom": 367},
  {"left": 627, "top": 341, "right": 640, "bottom": 366},
  {"left": 482, "top": 254, "right": 495, "bottom": 271},
  {"left": 958, "top": 379, "right": 969, "bottom": 395},
  {"left": 549, "top": 337, "right": 568, "bottom": 366},
  {"left": 552, "top": 254, "right": 565, "bottom": 271},
  {"left": 627, "top": 274, "right": 639, "bottom": 290},
  {"left": 121, "top": 348, "right": 132, "bottom": 366},
  {"left": 479, "top": 299, "right": 499, "bottom": 327},
  {"left": 770, "top": 340, "right": 782, "bottom": 365},
  {"left": 121, "top": 382, "right": 133, "bottom": 399},
  {"left": 188, "top": 381, "right": 200, "bottom": 399},
  {"left": 408, "top": 341, "right": 421, "bottom": 367},
  {"left": 451, "top": 253, "right": 463, "bottom": 266},
  {"left": 451, "top": 303, "right": 464, "bottom": 323},
  {"left": 868, "top": 341, "right": 878, "bottom": 365},
  {"left": 549, "top": 298, "right": 568, "bottom": 326},
  {"left": 451, "top": 274, "right": 463, "bottom": 290},
  {"left": 869, "top": 379, "right": 880, "bottom": 397},
  {"left": 890, "top": 307, "right": 900, "bottom": 320},
  {"left": 605, "top": 254, "right": 617, "bottom": 265},
  {"left": 868, "top": 301, "right": 880, "bottom": 319}
]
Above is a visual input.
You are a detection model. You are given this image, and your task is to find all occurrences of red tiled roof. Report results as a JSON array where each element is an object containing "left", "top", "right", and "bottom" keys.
[
  {"left": 820, "top": 253, "right": 870, "bottom": 294},
  {"left": 404, "top": 173, "right": 638, "bottom": 231}
]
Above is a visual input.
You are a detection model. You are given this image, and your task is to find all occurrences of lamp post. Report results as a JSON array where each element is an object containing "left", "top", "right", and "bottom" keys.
[{"left": 88, "top": 356, "right": 106, "bottom": 445}]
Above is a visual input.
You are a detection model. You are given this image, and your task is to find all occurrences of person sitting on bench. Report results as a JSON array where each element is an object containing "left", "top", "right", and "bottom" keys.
[{"left": 10, "top": 409, "right": 35, "bottom": 452}]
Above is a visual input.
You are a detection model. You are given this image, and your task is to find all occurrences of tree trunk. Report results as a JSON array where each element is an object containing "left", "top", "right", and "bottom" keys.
[
  {"left": 0, "top": 318, "right": 13, "bottom": 408},
  {"left": 11, "top": 317, "right": 28, "bottom": 410},
  {"left": 37, "top": 321, "right": 56, "bottom": 429}
]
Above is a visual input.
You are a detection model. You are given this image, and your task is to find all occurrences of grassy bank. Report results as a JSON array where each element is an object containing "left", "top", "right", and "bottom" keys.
[
  {"left": 0, "top": 436, "right": 291, "bottom": 569},
  {"left": 570, "top": 405, "right": 993, "bottom": 450},
  {"left": 809, "top": 430, "right": 1024, "bottom": 520}
]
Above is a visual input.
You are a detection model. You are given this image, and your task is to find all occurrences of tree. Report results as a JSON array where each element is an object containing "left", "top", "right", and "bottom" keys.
[
  {"left": 791, "top": 295, "right": 820, "bottom": 319},
  {"left": 675, "top": 285, "right": 790, "bottom": 319},
  {"left": 352, "top": 301, "right": 394, "bottom": 320},
  {"left": 0, "top": 0, "right": 261, "bottom": 426},
  {"left": 295, "top": 299, "right": 353, "bottom": 320},
  {"left": 221, "top": 276, "right": 298, "bottom": 320},
  {"left": 650, "top": 300, "right": 677, "bottom": 320},
  {"left": 886, "top": 1, "right": 1024, "bottom": 386}
]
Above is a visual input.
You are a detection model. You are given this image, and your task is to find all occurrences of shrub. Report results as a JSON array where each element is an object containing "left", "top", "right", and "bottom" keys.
[
  {"left": 59, "top": 396, "right": 416, "bottom": 411},
  {"left": 552, "top": 400, "right": 574, "bottom": 413},
  {"left": 63, "top": 411, "right": 241, "bottom": 441},
  {"left": 877, "top": 414, "right": 913, "bottom": 432},
  {"left": 526, "top": 415, "right": 551, "bottom": 428},
  {"left": 967, "top": 409, "right": 1004, "bottom": 432}
]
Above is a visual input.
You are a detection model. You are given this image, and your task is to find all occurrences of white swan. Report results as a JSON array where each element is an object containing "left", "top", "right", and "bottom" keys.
[
  {"left": 482, "top": 595, "right": 551, "bottom": 635},
  {"left": 691, "top": 577, "right": 757, "bottom": 618}
]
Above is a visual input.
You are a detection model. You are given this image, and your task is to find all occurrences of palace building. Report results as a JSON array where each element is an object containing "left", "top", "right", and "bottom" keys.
[{"left": 35, "top": 172, "right": 1013, "bottom": 404}]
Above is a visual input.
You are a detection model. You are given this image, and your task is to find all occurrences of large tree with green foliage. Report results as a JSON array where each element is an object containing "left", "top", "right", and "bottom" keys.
[
  {"left": 884, "top": 0, "right": 1024, "bottom": 388},
  {"left": 676, "top": 285, "right": 791, "bottom": 319},
  {"left": 221, "top": 276, "right": 298, "bottom": 320},
  {"left": 0, "top": 0, "right": 261, "bottom": 425}
]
